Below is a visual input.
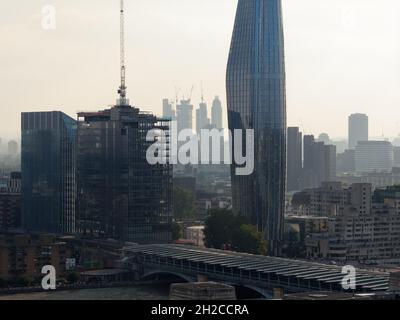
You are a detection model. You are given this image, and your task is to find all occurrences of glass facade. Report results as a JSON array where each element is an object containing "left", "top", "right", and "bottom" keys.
[
  {"left": 226, "top": 0, "right": 287, "bottom": 255},
  {"left": 77, "top": 105, "right": 172, "bottom": 243},
  {"left": 21, "top": 111, "right": 77, "bottom": 234}
]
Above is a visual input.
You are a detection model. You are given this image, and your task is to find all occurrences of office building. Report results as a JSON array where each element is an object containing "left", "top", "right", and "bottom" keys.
[
  {"left": 196, "top": 101, "right": 210, "bottom": 134},
  {"left": 176, "top": 99, "right": 193, "bottom": 133},
  {"left": 355, "top": 141, "right": 394, "bottom": 173},
  {"left": 21, "top": 111, "right": 76, "bottom": 234},
  {"left": 211, "top": 96, "right": 223, "bottom": 130},
  {"left": 162, "top": 98, "right": 175, "bottom": 120},
  {"left": 226, "top": 0, "right": 287, "bottom": 255},
  {"left": 348, "top": 113, "right": 368, "bottom": 150},
  {"left": 337, "top": 149, "right": 356, "bottom": 173},
  {"left": 301, "top": 135, "right": 337, "bottom": 189},
  {"left": 393, "top": 147, "right": 400, "bottom": 167},
  {"left": 77, "top": 105, "right": 173, "bottom": 243},
  {"left": 287, "top": 127, "right": 302, "bottom": 192},
  {"left": 7, "top": 140, "right": 18, "bottom": 155}
]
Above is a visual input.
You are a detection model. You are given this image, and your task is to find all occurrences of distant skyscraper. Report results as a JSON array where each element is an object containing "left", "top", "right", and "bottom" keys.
[
  {"left": 337, "top": 149, "right": 356, "bottom": 173},
  {"left": 349, "top": 113, "right": 369, "bottom": 149},
  {"left": 226, "top": 0, "right": 287, "bottom": 255},
  {"left": 162, "top": 98, "right": 175, "bottom": 120},
  {"left": 7, "top": 140, "right": 18, "bottom": 155},
  {"left": 302, "top": 135, "right": 337, "bottom": 189},
  {"left": 355, "top": 141, "right": 393, "bottom": 173},
  {"left": 76, "top": 105, "right": 172, "bottom": 243},
  {"left": 211, "top": 96, "right": 223, "bottom": 130},
  {"left": 176, "top": 99, "right": 193, "bottom": 133},
  {"left": 21, "top": 111, "right": 76, "bottom": 234},
  {"left": 287, "top": 127, "right": 302, "bottom": 192},
  {"left": 196, "top": 101, "right": 210, "bottom": 134}
]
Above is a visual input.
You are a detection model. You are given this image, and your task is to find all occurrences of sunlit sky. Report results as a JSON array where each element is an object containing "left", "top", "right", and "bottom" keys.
[{"left": 0, "top": 0, "right": 399, "bottom": 140}]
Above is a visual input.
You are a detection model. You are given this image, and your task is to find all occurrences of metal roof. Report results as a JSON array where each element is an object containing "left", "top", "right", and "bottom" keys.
[{"left": 124, "top": 244, "right": 390, "bottom": 292}]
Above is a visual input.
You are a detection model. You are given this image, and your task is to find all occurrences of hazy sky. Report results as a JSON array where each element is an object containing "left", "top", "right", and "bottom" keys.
[{"left": 1, "top": 0, "right": 399, "bottom": 140}]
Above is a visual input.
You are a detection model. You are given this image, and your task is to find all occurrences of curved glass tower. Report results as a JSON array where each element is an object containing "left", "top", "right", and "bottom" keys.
[{"left": 226, "top": 0, "right": 287, "bottom": 255}]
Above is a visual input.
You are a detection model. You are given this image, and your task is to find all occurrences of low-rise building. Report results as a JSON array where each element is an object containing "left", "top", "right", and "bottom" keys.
[{"left": 0, "top": 233, "right": 73, "bottom": 280}]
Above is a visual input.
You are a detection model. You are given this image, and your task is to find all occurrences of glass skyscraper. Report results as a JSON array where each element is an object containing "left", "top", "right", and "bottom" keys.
[
  {"left": 226, "top": 0, "right": 287, "bottom": 255},
  {"left": 21, "top": 111, "right": 77, "bottom": 234}
]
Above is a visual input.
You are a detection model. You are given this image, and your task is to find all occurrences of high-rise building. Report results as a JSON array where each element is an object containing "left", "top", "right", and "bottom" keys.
[
  {"left": 77, "top": 0, "right": 173, "bottom": 243},
  {"left": 393, "top": 147, "right": 400, "bottom": 168},
  {"left": 301, "top": 135, "right": 337, "bottom": 189},
  {"left": 348, "top": 113, "right": 369, "bottom": 150},
  {"left": 287, "top": 127, "right": 302, "bottom": 192},
  {"left": 355, "top": 141, "right": 394, "bottom": 173},
  {"left": 211, "top": 96, "right": 223, "bottom": 130},
  {"left": 162, "top": 98, "right": 175, "bottom": 120},
  {"left": 226, "top": 0, "right": 287, "bottom": 255},
  {"left": 7, "top": 140, "right": 18, "bottom": 155},
  {"left": 176, "top": 99, "right": 193, "bottom": 133},
  {"left": 337, "top": 149, "right": 356, "bottom": 173},
  {"left": 21, "top": 111, "right": 76, "bottom": 234},
  {"left": 196, "top": 101, "right": 210, "bottom": 134},
  {"left": 76, "top": 105, "right": 173, "bottom": 243}
]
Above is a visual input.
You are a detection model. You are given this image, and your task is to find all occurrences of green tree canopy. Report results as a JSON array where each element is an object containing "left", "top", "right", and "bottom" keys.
[
  {"left": 204, "top": 209, "right": 267, "bottom": 255},
  {"left": 172, "top": 222, "right": 184, "bottom": 241},
  {"left": 173, "top": 186, "right": 195, "bottom": 221}
]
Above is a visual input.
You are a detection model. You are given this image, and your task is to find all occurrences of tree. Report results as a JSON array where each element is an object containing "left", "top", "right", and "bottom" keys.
[
  {"left": 232, "top": 224, "right": 267, "bottom": 255},
  {"left": 204, "top": 209, "right": 246, "bottom": 249},
  {"left": 173, "top": 187, "right": 195, "bottom": 220},
  {"left": 172, "top": 222, "right": 184, "bottom": 241},
  {"left": 14, "top": 276, "right": 30, "bottom": 287},
  {"left": 284, "top": 229, "right": 305, "bottom": 258},
  {"left": 204, "top": 209, "right": 267, "bottom": 255},
  {"left": 66, "top": 272, "right": 80, "bottom": 284}
]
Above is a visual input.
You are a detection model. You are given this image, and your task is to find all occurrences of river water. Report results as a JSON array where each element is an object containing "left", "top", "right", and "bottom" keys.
[{"left": 0, "top": 285, "right": 170, "bottom": 300}]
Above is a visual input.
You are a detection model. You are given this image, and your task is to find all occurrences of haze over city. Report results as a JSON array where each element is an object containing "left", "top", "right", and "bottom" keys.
[{"left": 0, "top": 0, "right": 399, "bottom": 139}]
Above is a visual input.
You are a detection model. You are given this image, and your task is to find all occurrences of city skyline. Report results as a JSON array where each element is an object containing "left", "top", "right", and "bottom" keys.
[{"left": 0, "top": 0, "right": 400, "bottom": 140}]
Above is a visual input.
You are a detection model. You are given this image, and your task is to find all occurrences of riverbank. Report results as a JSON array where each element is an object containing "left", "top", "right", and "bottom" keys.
[
  {"left": 0, "top": 281, "right": 172, "bottom": 297},
  {"left": 0, "top": 284, "right": 170, "bottom": 300}
]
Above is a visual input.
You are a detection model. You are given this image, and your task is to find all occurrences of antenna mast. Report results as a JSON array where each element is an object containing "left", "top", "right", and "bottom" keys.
[{"left": 117, "top": 0, "right": 128, "bottom": 106}]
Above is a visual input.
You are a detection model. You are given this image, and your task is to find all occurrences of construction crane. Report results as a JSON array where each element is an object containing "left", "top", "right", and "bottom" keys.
[
  {"left": 188, "top": 85, "right": 194, "bottom": 103},
  {"left": 117, "top": 0, "right": 128, "bottom": 106}
]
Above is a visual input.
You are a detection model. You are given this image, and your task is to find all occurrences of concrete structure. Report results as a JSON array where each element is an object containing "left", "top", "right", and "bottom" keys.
[
  {"left": 303, "top": 184, "right": 400, "bottom": 265},
  {"left": 185, "top": 226, "right": 205, "bottom": 247},
  {"left": 0, "top": 192, "right": 21, "bottom": 231},
  {"left": 196, "top": 101, "right": 210, "bottom": 135},
  {"left": 349, "top": 113, "right": 368, "bottom": 150},
  {"left": 162, "top": 99, "right": 175, "bottom": 120},
  {"left": 176, "top": 99, "right": 193, "bottom": 133},
  {"left": 7, "top": 140, "right": 18, "bottom": 155},
  {"left": 211, "top": 96, "right": 223, "bottom": 130},
  {"left": 337, "top": 149, "right": 356, "bottom": 173},
  {"left": 170, "top": 282, "right": 236, "bottom": 300},
  {"left": 0, "top": 233, "right": 73, "bottom": 280},
  {"left": 355, "top": 141, "right": 393, "bottom": 173},
  {"left": 301, "top": 135, "right": 337, "bottom": 189},
  {"left": 287, "top": 127, "right": 302, "bottom": 192}
]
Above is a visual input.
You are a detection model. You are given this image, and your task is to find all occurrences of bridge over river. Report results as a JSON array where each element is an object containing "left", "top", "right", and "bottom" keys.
[{"left": 119, "top": 244, "right": 390, "bottom": 298}]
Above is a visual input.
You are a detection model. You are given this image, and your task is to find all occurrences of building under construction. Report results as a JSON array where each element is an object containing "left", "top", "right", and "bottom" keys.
[
  {"left": 76, "top": 106, "right": 172, "bottom": 243},
  {"left": 76, "top": 1, "right": 172, "bottom": 243}
]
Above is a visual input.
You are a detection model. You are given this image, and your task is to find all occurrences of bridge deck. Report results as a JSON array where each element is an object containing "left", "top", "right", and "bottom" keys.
[{"left": 123, "top": 244, "right": 390, "bottom": 292}]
